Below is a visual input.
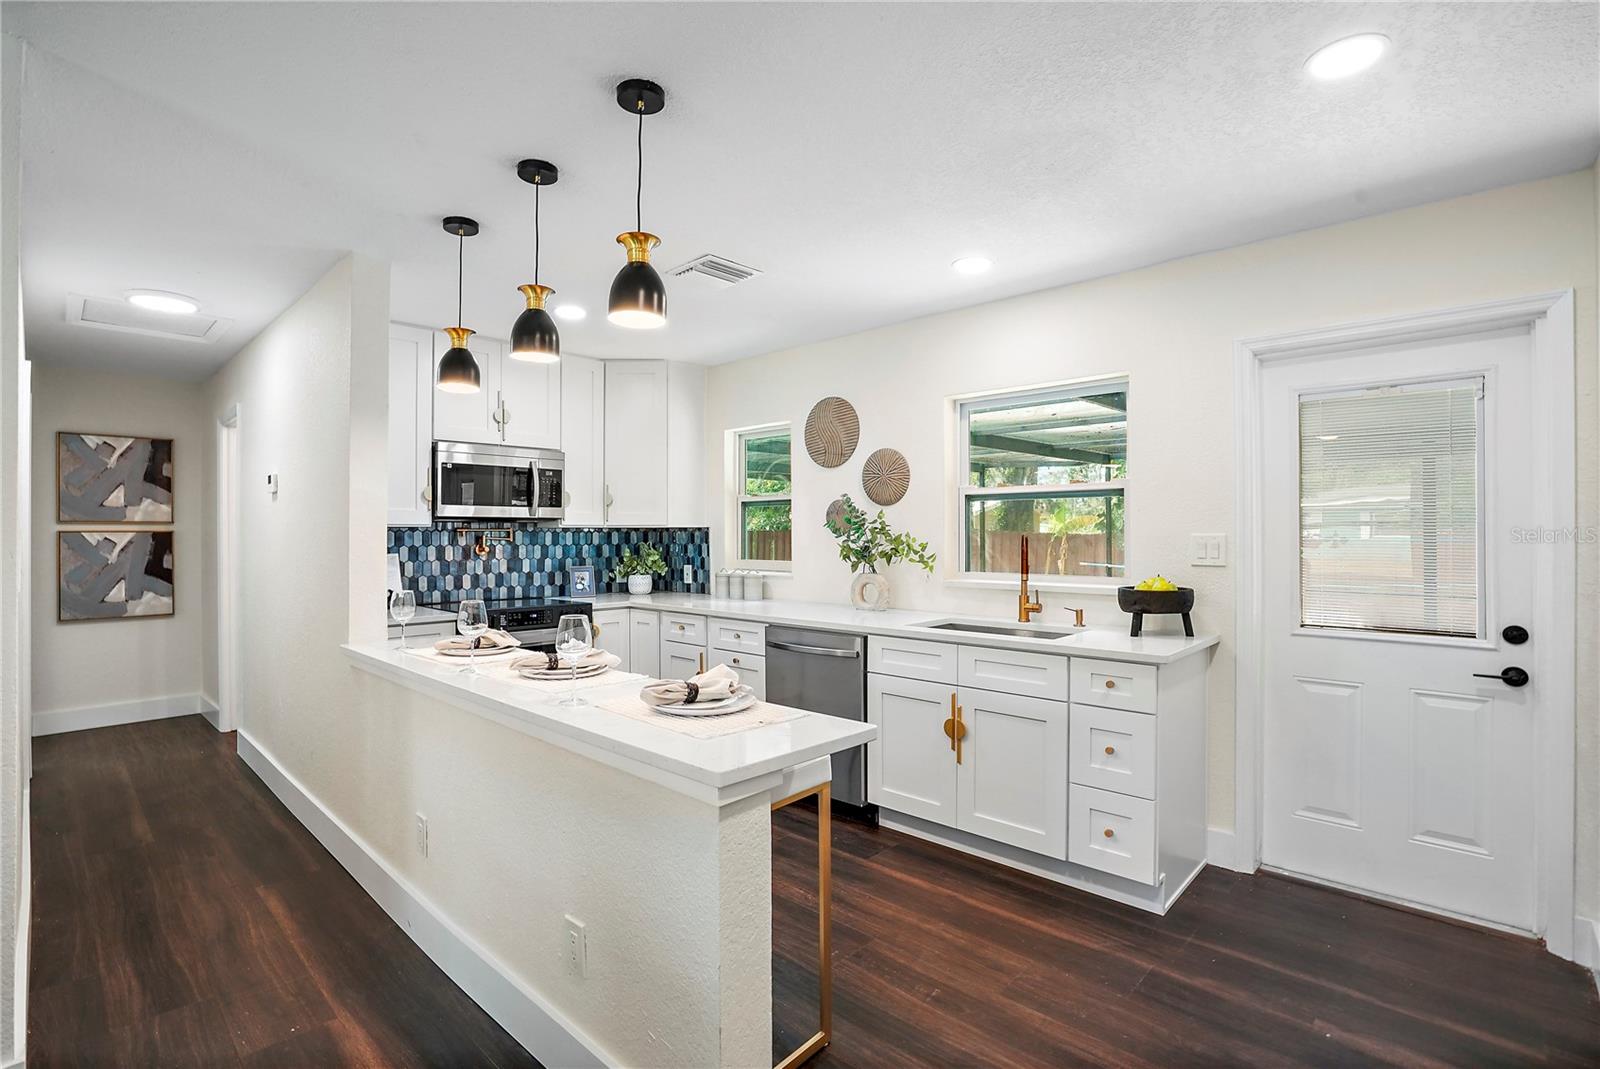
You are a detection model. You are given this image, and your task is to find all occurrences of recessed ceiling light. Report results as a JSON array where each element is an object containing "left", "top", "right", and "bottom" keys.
[
  {"left": 126, "top": 290, "right": 199, "bottom": 315},
  {"left": 951, "top": 256, "right": 993, "bottom": 276},
  {"left": 1304, "top": 33, "right": 1389, "bottom": 81},
  {"left": 553, "top": 304, "right": 587, "bottom": 321}
]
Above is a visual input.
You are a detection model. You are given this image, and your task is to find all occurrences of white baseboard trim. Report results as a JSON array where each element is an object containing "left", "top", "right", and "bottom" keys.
[
  {"left": 236, "top": 730, "right": 612, "bottom": 1069},
  {"left": 1573, "top": 914, "right": 1600, "bottom": 984},
  {"left": 1207, "top": 825, "right": 1254, "bottom": 873},
  {"left": 199, "top": 694, "right": 222, "bottom": 731},
  {"left": 31, "top": 693, "right": 218, "bottom": 737},
  {"left": 5, "top": 787, "right": 30, "bottom": 1069}
]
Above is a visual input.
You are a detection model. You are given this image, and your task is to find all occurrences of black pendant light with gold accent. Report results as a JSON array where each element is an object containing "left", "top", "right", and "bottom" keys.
[
  {"left": 509, "top": 159, "right": 561, "bottom": 362},
  {"left": 436, "top": 216, "right": 481, "bottom": 393},
  {"left": 608, "top": 78, "right": 668, "bottom": 329}
]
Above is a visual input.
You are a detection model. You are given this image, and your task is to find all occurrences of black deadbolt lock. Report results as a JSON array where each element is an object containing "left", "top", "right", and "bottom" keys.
[{"left": 1502, "top": 625, "right": 1529, "bottom": 645}]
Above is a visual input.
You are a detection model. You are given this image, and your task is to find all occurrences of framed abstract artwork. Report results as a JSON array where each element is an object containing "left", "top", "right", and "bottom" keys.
[
  {"left": 58, "top": 530, "right": 175, "bottom": 622},
  {"left": 58, "top": 432, "right": 174, "bottom": 524}
]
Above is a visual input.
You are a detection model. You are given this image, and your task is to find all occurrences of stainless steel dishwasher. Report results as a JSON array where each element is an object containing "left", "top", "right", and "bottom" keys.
[{"left": 765, "top": 625, "right": 872, "bottom": 818}]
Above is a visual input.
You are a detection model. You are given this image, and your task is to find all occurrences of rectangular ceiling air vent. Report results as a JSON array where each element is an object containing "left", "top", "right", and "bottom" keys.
[
  {"left": 666, "top": 254, "right": 762, "bottom": 291},
  {"left": 68, "top": 294, "right": 232, "bottom": 343}
]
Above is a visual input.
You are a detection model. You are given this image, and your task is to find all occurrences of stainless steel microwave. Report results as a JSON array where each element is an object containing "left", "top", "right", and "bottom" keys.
[{"left": 432, "top": 441, "right": 564, "bottom": 523}]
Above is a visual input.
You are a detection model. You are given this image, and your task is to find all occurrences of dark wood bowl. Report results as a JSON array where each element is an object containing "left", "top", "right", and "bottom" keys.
[{"left": 1117, "top": 586, "right": 1195, "bottom": 637}]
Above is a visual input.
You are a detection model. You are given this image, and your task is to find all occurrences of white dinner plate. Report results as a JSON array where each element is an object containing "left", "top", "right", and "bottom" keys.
[{"left": 654, "top": 689, "right": 758, "bottom": 717}]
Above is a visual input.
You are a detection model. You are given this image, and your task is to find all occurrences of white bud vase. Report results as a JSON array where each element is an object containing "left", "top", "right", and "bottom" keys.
[
  {"left": 628, "top": 574, "right": 653, "bottom": 595},
  {"left": 850, "top": 570, "right": 890, "bottom": 611}
]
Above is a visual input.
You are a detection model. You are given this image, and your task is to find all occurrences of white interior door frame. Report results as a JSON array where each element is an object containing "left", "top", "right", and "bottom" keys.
[
  {"left": 216, "top": 404, "right": 242, "bottom": 733},
  {"left": 1233, "top": 290, "right": 1577, "bottom": 959}
]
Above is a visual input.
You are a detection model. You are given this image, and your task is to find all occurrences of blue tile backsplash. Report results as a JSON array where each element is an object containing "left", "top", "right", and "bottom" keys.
[{"left": 387, "top": 525, "right": 710, "bottom": 599}]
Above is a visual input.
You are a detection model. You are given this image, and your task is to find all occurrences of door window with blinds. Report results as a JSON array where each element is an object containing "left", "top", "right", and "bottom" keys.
[{"left": 1298, "top": 378, "right": 1483, "bottom": 638}]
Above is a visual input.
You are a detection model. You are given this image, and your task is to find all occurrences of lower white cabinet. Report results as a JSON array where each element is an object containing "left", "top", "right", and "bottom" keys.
[
  {"left": 708, "top": 648, "right": 765, "bottom": 701},
  {"left": 629, "top": 610, "right": 661, "bottom": 678},
  {"left": 592, "top": 609, "right": 630, "bottom": 669},
  {"left": 866, "top": 675, "right": 960, "bottom": 825},
  {"left": 1069, "top": 703, "right": 1156, "bottom": 800},
  {"left": 1068, "top": 784, "right": 1158, "bottom": 884},
  {"left": 661, "top": 639, "right": 704, "bottom": 680},
  {"left": 956, "top": 687, "right": 1069, "bottom": 859}
]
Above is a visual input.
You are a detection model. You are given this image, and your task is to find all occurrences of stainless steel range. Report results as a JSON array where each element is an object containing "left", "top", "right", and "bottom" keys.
[{"left": 462, "top": 597, "right": 592, "bottom": 652}]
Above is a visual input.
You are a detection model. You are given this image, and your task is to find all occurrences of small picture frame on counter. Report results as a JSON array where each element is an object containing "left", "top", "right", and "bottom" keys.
[{"left": 567, "top": 565, "right": 596, "bottom": 599}]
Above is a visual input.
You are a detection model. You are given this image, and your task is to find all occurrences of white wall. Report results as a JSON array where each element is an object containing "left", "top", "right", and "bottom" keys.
[
  {"left": 29, "top": 368, "right": 209, "bottom": 729},
  {"left": 705, "top": 168, "right": 1600, "bottom": 918},
  {"left": 0, "top": 30, "right": 30, "bottom": 1069}
]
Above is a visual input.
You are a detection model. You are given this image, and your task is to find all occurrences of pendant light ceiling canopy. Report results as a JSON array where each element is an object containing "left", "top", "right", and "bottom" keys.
[
  {"left": 608, "top": 78, "right": 668, "bottom": 330},
  {"left": 509, "top": 158, "right": 561, "bottom": 363},
  {"left": 436, "top": 215, "right": 481, "bottom": 394}
]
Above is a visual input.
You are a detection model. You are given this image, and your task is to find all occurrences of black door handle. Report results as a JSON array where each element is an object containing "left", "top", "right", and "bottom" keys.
[{"left": 1474, "top": 666, "right": 1529, "bottom": 687}]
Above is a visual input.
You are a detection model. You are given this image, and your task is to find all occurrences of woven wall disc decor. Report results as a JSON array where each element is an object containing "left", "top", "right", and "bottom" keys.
[
  {"left": 804, "top": 396, "right": 860, "bottom": 468},
  {"left": 825, "top": 497, "right": 850, "bottom": 535},
  {"left": 861, "top": 448, "right": 910, "bottom": 506}
]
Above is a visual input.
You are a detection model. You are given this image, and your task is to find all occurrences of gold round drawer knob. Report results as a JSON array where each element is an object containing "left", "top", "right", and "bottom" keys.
[
  {"left": 1105, "top": 680, "right": 1117, "bottom": 689},
  {"left": 1104, "top": 745, "right": 1116, "bottom": 755},
  {"left": 1103, "top": 828, "right": 1115, "bottom": 838}
]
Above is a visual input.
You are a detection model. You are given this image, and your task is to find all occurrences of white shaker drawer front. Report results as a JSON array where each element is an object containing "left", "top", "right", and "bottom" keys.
[
  {"left": 661, "top": 612, "right": 708, "bottom": 646},
  {"left": 958, "top": 646, "right": 1071, "bottom": 702},
  {"left": 709, "top": 649, "right": 765, "bottom": 701},
  {"left": 1069, "top": 657, "right": 1157, "bottom": 714},
  {"left": 1069, "top": 704, "right": 1156, "bottom": 800},
  {"left": 1069, "top": 784, "right": 1158, "bottom": 885},
  {"left": 661, "top": 639, "right": 705, "bottom": 680},
  {"left": 867, "top": 637, "right": 958, "bottom": 685},
  {"left": 709, "top": 618, "right": 765, "bottom": 655}
]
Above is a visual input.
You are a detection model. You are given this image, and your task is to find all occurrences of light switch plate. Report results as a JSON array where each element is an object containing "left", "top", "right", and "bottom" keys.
[{"left": 1188, "top": 533, "right": 1227, "bottom": 567}]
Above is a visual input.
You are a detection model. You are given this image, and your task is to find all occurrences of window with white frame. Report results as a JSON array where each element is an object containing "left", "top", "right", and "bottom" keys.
[
  {"left": 958, "top": 380, "right": 1128, "bottom": 580},
  {"left": 737, "top": 426, "right": 792, "bottom": 565}
]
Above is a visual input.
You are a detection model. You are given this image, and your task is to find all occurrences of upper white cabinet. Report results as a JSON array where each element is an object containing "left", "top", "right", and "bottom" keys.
[
  {"left": 433, "top": 333, "right": 561, "bottom": 450},
  {"left": 559, "top": 354, "right": 607, "bottom": 527},
  {"left": 600, "top": 360, "right": 705, "bottom": 528},
  {"left": 387, "top": 325, "right": 435, "bottom": 526}
]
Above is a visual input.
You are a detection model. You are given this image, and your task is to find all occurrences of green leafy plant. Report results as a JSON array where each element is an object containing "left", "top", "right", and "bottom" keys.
[
  {"left": 825, "top": 494, "right": 936, "bottom": 575},
  {"left": 613, "top": 544, "right": 668, "bottom": 581}
]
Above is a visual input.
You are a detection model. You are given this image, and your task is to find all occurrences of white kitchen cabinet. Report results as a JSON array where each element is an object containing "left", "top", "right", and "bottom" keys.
[
  {"left": 629, "top": 610, "right": 661, "bottom": 678},
  {"left": 709, "top": 618, "right": 765, "bottom": 656},
  {"left": 955, "top": 686, "right": 1069, "bottom": 859},
  {"left": 1068, "top": 784, "right": 1158, "bottom": 884},
  {"left": 387, "top": 324, "right": 435, "bottom": 526},
  {"left": 661, "top": 639, "right": 704, "bottom": 680},
  {"left": 559, "top": 354, "right": 606, "bottom": 527},
  {"left": 431, "top": 333, "right": 502, "bottom": 444},
  {"left": 498, "top": 353, "right": 561, "bottom": 449},
  {"left": 660, "top": 612, "right": 707, "bottom": 646},
  {"left": 708, "top": 648, "right": 765, "bottom": 701},
  {"left": 601, "top": 360, "right": 705, "bottom": 527},
  {"left": 592, "top": 609, "right": 630, "bottom": 669},
  {"left": 866, "top": 674, "right": 959, "bottom": 825}
]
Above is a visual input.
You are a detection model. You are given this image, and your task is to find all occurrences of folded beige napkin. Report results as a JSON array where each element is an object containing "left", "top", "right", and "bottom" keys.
[
  {"left": 641, "top": 663, "right": 741, "bottom": 707},
  {"left": 433, "top": 629, "right": 522, "bottom": 652},
  {"left": 510, "top": 649, "right": 621, "bottom": 673}
]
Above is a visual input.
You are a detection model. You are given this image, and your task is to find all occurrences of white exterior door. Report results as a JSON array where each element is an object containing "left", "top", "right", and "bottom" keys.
[{"left": 1260, "top": 327, "right": 1538, "bottom": 931}]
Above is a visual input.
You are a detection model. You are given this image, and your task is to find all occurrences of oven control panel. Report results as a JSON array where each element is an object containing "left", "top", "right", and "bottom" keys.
[{"left": 489, "top": 603, "right": 591, "bottom": 632}]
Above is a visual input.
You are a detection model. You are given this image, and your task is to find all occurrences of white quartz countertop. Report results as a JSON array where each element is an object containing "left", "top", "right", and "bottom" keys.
[
  {"left": 580, "top": 593, "right": 1218, "bottom": 665},
  {"left": 344, "top": 642, "right": 876, "bottom": 805}
]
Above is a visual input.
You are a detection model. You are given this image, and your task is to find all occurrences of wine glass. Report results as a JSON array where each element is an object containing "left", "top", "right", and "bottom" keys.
[
  {"left": 391, "top": 591, "right": 417, "bottom": 653},
  {"left": 554, "top": 614, "right": 593, "bottom": 707},
  {"left": 457, "top": 598, "right": 489, "bottom": 675}
]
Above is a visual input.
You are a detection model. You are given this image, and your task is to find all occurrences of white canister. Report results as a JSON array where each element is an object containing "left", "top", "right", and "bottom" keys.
[
  {"left": 714, "top": 570, "right": 731, "bottom": 599},
  {"left": 726, "top": 572, "right": 745, "bottom": 600},
  {"left": 742, "top": 571, "right": 763, "bottom": 601}
]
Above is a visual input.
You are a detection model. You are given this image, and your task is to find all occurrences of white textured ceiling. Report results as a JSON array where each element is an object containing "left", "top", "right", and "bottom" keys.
[{"left": 6, "top": 1, "right": 1597, "bottom": 380}]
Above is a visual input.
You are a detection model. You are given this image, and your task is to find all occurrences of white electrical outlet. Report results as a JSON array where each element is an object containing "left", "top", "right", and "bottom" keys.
[
  {"left": 564, "top": 914, "right": 587, "bottom": 978},
  {"left": 415, "top": 813, "right": 429, "bottom": 857},
  {"left": 682, "top": 564, "right": 693, "bottom": 585}
]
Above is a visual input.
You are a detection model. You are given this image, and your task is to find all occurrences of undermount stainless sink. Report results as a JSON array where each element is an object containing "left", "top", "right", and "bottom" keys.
[{"left": 922, "top": 620, "right": 1081, "bottom": 641}]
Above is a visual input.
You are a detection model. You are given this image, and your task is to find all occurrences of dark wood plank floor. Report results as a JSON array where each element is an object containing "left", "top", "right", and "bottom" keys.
[
  {"left": 774, "top": 799, "right": 1600, "bottom": 1068},
  {"left": 27, "top": 715, "right": 540, "bottom": 1068}
]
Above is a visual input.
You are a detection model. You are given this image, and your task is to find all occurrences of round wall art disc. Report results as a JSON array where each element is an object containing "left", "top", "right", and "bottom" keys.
[
  {"left": 825, "top": 497, "right": 850, "bottom": 535},
  {"left": 861, "top": 448, "right": 910, "bottom": 506},
  {"left": 804, "top": 396, "right": 860, "bottom": 468}
]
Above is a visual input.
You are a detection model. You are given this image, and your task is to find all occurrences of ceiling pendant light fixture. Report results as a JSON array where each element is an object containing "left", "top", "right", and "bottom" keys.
[
  {"left": 436, "top": 216, "right": 482, "bottom": 394},
  {"left": 608, "top": 78, "right": 668, "bottom": 330},
  {"left": 509, "top": 158, "right": 561, "bottom": 363}
]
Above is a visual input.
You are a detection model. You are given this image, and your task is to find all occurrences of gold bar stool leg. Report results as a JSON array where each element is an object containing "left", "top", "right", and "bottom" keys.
[{"left": 772, "top": 782, "right": 832, "bottom": 1069}]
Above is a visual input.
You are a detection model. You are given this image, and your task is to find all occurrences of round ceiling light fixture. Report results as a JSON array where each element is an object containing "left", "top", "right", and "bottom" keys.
[
  {"left": 951, "top": 256, "right": 993, "bottom": 276},
  {"left": 126, "top": 290, "right": 199, "bottom": 315},
  {"left": 553, "top": 304, "right": 587, "bottom": 322},
  {"left": 436, "top": 216, "right": 482, "bottom": 395},
  {"left": 1304, "top": 33, "right": 1389, "bottom": 81},
  {"left": 608, "top": 78, "right": 669, "bottom": 330},
  {"left": 509, "top": 158, "right": 561, "bottom": 364}
]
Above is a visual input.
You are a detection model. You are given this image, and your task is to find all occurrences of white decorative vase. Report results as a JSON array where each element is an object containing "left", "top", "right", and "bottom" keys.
[
  {"left": 628, "top": 574, "right": 653, "bottom": 595},
  {"left": 850, "top": 571, "right": 890, "bottom": 611}
]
